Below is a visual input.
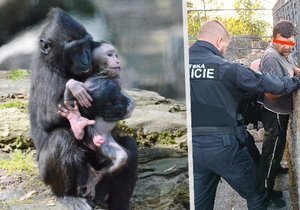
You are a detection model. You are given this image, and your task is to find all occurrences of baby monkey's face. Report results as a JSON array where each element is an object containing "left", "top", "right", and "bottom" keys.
[{"left": 93, "top": 43, "right": 121, "bottom": 77}]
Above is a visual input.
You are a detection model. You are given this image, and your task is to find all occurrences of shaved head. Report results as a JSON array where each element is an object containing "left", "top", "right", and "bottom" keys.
[
  {"left": 198, "top": 20, "right": 230, "bottom": 41},
  {"left": 197, "top": 20, "right": 230, "bottom": 55}
]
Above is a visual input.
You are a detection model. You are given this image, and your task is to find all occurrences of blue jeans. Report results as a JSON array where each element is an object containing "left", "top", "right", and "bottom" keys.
[{"left": 193, "top": 134, "right": 267, "bottom": 210}]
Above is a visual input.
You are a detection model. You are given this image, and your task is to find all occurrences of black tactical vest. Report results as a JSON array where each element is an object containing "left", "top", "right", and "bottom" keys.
[{"left": 189, "top": 41, "right": 246, "bottom": 128}]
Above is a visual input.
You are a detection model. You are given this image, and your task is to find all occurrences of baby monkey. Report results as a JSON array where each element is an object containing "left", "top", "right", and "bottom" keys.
[{"left": 58, "top": 41, "right": 135, "bottom": 199}]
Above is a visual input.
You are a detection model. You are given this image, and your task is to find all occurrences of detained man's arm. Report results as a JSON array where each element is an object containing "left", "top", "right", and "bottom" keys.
[
  {"left": 260, "top": 56, "right": 286, "bottom": 98},
  {"left": 236, "top": 63, "right": 300, "bottom": 95}
]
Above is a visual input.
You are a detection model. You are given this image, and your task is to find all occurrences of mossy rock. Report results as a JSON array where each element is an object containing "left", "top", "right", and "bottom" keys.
[
  {"left": 0, "top": 89, "right": 187, "bottom": 150},
  {"left": 0, "top": 108, "right": 32, "bottom": 151}
]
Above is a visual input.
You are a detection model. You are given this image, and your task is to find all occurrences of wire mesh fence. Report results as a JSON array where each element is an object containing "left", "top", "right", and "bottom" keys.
[
  {"left": 188, "top": 8, "right": 273, "bottom": 64},
  {"left": 188, "top": 3, "right": 300, "bottom": 65}
]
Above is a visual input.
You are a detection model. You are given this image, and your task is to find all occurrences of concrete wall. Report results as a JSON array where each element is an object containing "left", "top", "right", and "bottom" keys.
[{"left": 288, "top": 90, "right": 300, "bottom": 207}]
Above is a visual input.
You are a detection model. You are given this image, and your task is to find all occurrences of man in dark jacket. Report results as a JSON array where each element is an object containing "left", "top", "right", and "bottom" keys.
[{"left": 190, "top": 20, "right": 300, "bottom": 210}]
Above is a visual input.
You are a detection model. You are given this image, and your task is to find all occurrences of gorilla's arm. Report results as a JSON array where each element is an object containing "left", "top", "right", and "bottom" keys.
[
  {"left": 65, "top": 77, "right": 129, "bottom": 122},
  {"left": 31, "top": 63, "right": 70, "bottom": 132},
  {"left": 65, "top": 79, "right": 93, "bottom": 108}
]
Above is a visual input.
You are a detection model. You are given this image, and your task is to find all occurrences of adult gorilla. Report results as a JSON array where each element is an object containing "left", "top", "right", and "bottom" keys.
[{"left": 29, "top": 8, "right": 138, "bottom": 210}]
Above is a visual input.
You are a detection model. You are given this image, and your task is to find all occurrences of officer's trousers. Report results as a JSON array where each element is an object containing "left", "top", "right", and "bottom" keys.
[
  {"left": 193, "top": 134, "right": 267, "bottom": 210},
  {"left": 259, "top": 107, "right": 289, "bottom": 192}
]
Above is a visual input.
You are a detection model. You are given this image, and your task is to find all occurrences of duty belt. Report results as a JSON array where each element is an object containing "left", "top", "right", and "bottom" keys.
[{"left": 192, "top": 126, "right": 239, "bottom": 135}]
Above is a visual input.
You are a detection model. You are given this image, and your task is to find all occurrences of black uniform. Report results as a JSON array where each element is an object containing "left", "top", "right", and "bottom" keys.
[{"left": 189, "top": 40, "right": 300, "bottom": 210}]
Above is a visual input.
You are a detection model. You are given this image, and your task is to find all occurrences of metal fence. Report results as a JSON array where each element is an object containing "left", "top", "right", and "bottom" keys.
[
  {"left": 188, "top": 1, "right": 300, "bottom": 65},
  {"left": 187, "top": 8, "right": 273, "bottom": 64},
  {"left": 225, "top": 36, "right": 271, "bottom": 63}
]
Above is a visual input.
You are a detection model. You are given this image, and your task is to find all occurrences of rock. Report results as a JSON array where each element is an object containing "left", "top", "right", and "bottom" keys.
[
  {"left": 0, "top": 77, "right": 29, "bottom": 98},
  {"left": 133, "top": 148, "right": 189, "bottom": 210},
  {"left": 0, "top": 107, "right": 32, "bottom": 151},
  {"left": 0, "top": 78, "right": 189, "bottom": 209},
  {"left": 0, "top": 80, "right": 187, "bottom": 150},
  {"left": 125, "top": 89, "right": 186, "bottom": 134},
  {"left": 0, "top": 147, "right": 189, "bottom": 210}
]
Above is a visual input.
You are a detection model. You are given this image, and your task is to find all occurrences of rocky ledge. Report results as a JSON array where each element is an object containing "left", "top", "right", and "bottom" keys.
[{"left": 0, "top": 76, "right": 189, "bottom": 210}]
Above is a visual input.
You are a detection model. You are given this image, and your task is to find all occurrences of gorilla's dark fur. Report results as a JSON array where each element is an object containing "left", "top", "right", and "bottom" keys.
[{"left": 29, "top": 8, "right": 138, "bottom": 210}]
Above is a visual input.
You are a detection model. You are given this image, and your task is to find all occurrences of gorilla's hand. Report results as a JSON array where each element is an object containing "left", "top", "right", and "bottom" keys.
[
  {"left": 101, "top": 100, "right": 128, "bottom": 122},
  {"left": 66, "top": 79, "right": 93, "bottom": 108},
  {"left": 58, "top": 101, "right": 95, "bottom": 140}
]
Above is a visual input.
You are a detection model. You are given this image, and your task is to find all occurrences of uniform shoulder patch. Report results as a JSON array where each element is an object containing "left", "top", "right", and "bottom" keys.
[{"left": 189, "top": 63, "right": 219, "bottom": 80}]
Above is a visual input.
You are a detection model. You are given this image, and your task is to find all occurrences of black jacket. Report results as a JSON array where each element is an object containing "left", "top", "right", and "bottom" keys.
[{"left": 189, "top": 40, "right": 300, "bottom": 128}]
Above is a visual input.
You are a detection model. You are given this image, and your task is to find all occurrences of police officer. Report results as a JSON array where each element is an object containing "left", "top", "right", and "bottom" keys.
[{"left": 190, "top": 20, "right": 300, "bottom": 210}]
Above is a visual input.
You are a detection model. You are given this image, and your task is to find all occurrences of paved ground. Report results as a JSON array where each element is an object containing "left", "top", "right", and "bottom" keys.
[{"left": 214, "top": 142, "right": 293, "bottom": 210}]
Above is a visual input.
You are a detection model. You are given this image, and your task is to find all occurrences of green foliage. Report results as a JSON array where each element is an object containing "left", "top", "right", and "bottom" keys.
[
  {"left": 234, "top": 0, "right": 260, "bottom": 17},
  {"left": 187, "top": 1, "right": 200, "bottom": 40},
  {"left": 187, "top": 0, "right": 269, "bottom": 39},
  {"left": 187, "top": 1, "right": 193, "bottom": 8},
  {"left": 14, "top": 136, "right": 33, "bottom": 149},
  {"left": 188, "top": 14, "right": 199, "bottom": 39},
  {"left": 0, "top": 150, "right": 38, "bottom": 176},
  {"left": 8, "top": 69, "right": 30, "bottom": 80},
  {"left": 225, "top": 0, "right": 269, "bottom": 36},
  {"left": 116, "top": 121, "right": 137, "bottom": 138},
  {"left": 116, "top": 121, "right": 186, "bottom": 147},
  {"left": 225, "top": 18, "right": 269, "bottom": 36},
  {"left": 0, "top": 135, "right": 33, "bottom": 151},
  {"left": 0, "top": 100, "right": 28, "bottom": 111}
]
